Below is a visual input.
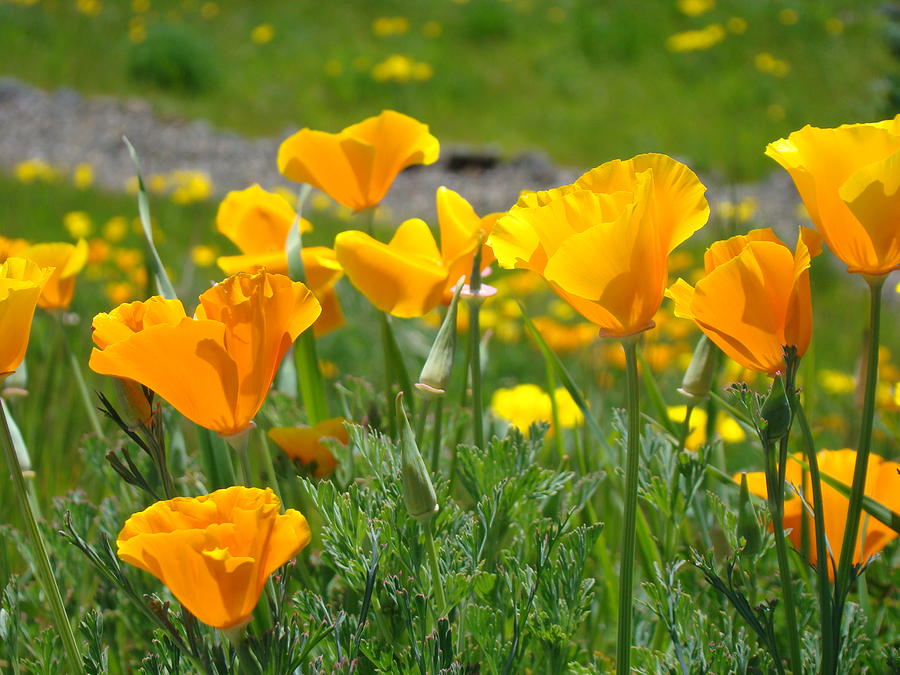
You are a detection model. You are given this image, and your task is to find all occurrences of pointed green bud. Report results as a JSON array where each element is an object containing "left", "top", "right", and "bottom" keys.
[
  {"left": 678, "top": 335, "right": 717, "bottom": 402},
  {"left": 759, "top": 375, "right": 792, "bottom": 445},
  {"left": 416, "top": 281, "right": 462, "bottom": 398},
  {"left": 737, "top": 472, "right": 761, "bottom": 556},
  {"left": 396, "top": 393, "right": 438, "bottom": 522}
]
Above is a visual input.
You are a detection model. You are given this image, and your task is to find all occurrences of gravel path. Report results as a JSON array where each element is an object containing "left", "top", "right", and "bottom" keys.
[{"left": 0, "top": 77, "right": 803, "bottom": 228}]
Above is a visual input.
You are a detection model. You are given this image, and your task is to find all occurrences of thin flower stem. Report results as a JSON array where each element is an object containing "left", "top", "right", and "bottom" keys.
[
  {"left": 416, "top": 396, "right": 432, "bottom": 446},
  {"left": 545, "top": 362, "right": 564, "bottom": 463},
  {"left": 424, "top": 521, "right": 446, "bottom": 615},
  {"left": 224, "top": 426, "right": 255, "bottom": 487},
  {"left": 833, "top": 277, "right": 884, "bottom": 624},
  {"left": 430, "top": 397, "right": 443, "bottom": 474},
  {"left": 615, "top": 337, "right": 641, "bottom": 674},
  {"left": 793, "top": 396, "right": 835, "bottom": 675},
  {"left": 380, "top": 312, "right": 415, "bottom": 415},
  {"left": 255, "top": 426, "right": 282, "bottom": 498},
  {"left": 0, "top": 400, "right": 84, "bottom": 674},
  {"left": 467, "top": 249, "right": 485, "bottom": 449},
  {"left": 766, "top": 433, "right": 803, "bottom": 675}
]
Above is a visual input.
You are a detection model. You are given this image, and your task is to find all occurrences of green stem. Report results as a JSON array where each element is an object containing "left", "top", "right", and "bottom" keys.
[
  {"left": 65, "top": 342, "right": 105, "bottom": 439},
  {"left": 467, "top": 249, "right": 484, "bottom": 449},
  {"left": 766, "top": 434, "right": 803, "bottom": 675},
  {"left": 833, "top": 277, "right": 884, "bottom": 626},
  {"left": 0, "top": 400, "right": 84, "bottom": 674},
  {"left": 380, "top": 313, "right": 415, "bottom": 416},
  {"left": 430, "top": 397, "right": 443, "bottom": 474},
  {"left": 615, "top": 337, "right": 641, "bottom": 674},
  {"left": 424, "top": 521, "right": 446, "bottom": 615},
  {"left": 224, "top": 426, "right": 254, "bottom": 487},
  {"left": 416, "top": 396, "right": 432, "bottom": 447},
  {"left": 545, "top": 361, "right": 564, "bottom": 464},
  {"left": 793, "top": 397, "right": 835, "bottom": 675},
  {"left": 255, "top": 427, "right": 282, "bottom": 497}
]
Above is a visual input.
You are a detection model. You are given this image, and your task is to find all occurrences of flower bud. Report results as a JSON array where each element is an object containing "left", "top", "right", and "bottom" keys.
[
  {"left": 416, "top": 281, "right": 462, "bottom": 398},
  {"left": 677, "top": 335, "right": 717, "bottom": 402},
  {"left": 113, "top": 378, "right": 155, "bottom": 429},
  {"left": 396, "top": 393, "right": 438, "bottom": 522},
  {"left": 759, "top": 375, "right": 792, "bottom": 445}
]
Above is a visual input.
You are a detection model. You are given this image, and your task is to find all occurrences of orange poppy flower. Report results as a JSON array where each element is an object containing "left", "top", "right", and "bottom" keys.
[
  {"left": 117, "top": 486, "right": 311, "bottom": 629},
  {"left": 0, "top": 236, "right": 30, "bottom": 261},
  {"left": 216, "top": 185, "right": 344, "bottom": 336},
  {"left": 278, "top": 110, "right": 440, "bottom": 211},
  {"left": 24, "top": 239, "right": 88, "bottom": 309},
  {"left": 267, "top": 417, "right": 349, "bottom": 478},
  {"left": 89, "top": 271, "right": 321, "bottom": 436},
  {"left": 435, "top": 186, "right": 500, "bottom": 296},
  {"left": 738, "top": 449, "right": 900, "bottom": 579},
  {"left": 488, "top": 153, "right": 709, "bottom": 337},
  {"left": 766, "top": 118, "right": 900, "bottom": 276},
  {"left": 334, "top": 218, "right": 449, "bottom": 318},
  {"left": 667, "top": 228, "right": 820, "bottom": 374},
  {"left": 0, "top": 257, "right": 52, "bottom": 379}
]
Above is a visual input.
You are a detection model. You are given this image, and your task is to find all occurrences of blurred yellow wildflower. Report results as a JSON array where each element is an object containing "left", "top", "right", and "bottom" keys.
[
  {"left": 778, "top": 9, "right": 799, "bottom": 26},
  {"left": 726, "top": 16, "right": 747, "bottom": 33},
  {"left": 170, "top": 170, "right": 213, "bottom": 204},
  {"left": 372, "top": 16, "right": 410, "bottom": 37},
  {"left": 132, "top": 0, "right": 150, "bottom": 12},
  {"left": 666, "top": 24, "right": 726, "bottom": 53},
  {"left": 251, "top": 23, "right": 275, "bottom": 44},
  {"left": 824, "top": 17, "right": 844, "bottom": 35},
  {"left": 668, "top": 405, "right": 745, "bottom": 449},
  {"left": 547, "top": 6, "right": 566, "bottom": 22},
  {"left": 191, "top": 245, "right": 217, "bottom": 268},
  {"left": 766, "top": 104, "right": 786, "bottom": 122},
  {"left": 818, "top": 369, "right": 855, "bottom": 394},
  {"left": 324, "top": 59, "right": 342, "bottom": 77},
  {"left": 15, "top": 158, "right": 58, "bottom": 184},
  {"left": 677, "top": 0, "right": 715, "bottom": 18},
  {"left": 73, "top": 163, "right": 94, "bottom": 189},
  {"left": 422, "top": 21, "right": 442, "bottom": 37},
  {"left": 372, "top": 54, "right": 433, "bottom": 83},
  {"left": 200, "top": 1, "right": 218, "bottom": 19},
  {"left": 64, "top": 211, "right": 93, "bottom": 238},
  {"left": 129, "top": 21, "right": 147, "bottom": 43},
  {"left": 755, "top": 52, "right": 791, "bottom": 77},
  {"left": 491, "top": 384, "right": 582, "bottom": 436},
  {"left": 105, "top": 282, "right": 136, "bottom": 306},
  {"left": 103, "top": 217, "right": 129, "bottom": 243},
  {"left": 75, "top": 0, "right": 102, "bottom": 16}
]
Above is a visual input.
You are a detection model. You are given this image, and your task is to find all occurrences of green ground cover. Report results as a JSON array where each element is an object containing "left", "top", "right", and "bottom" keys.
[{"left": 0, "top": 0, "right": 894, "bottom": 177}]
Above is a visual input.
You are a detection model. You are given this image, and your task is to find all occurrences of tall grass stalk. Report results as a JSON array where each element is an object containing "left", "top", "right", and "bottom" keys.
[{"left": 0, "top": 399, "right": 84, "bottom": 674}]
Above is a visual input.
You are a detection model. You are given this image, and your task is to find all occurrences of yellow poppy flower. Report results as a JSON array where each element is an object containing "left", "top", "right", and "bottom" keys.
[
  {"left": 278, "top": 110, "right": 439, "bottom": 211},
  {"left": 435, "top": 186, "right": 500, "bottom": 295},
  {"left": 334, "top": 218, "right": 449, "bottom": 318},
  {"left": 0, "top": 258, "right": 53, "bottom": 379},
  {"left": 667, "top": 228, "right": 820, "bottom": 375},
  {"left": 267, "top": 417, "right": 349, "bottom": 478},
  {"left": 489, "top": 153, "right": 709, "bottom": 337},
  {"left": 738, "top": 449, "right": 900, "bottom": 579},
  {"left": 215, "top": 185, "right": 343, "bottom": 336},
  {"left": 24, "top": 239, "right": 88, "bottom": 309},
  {"left": 117, "top": 486, "right": 311, "bottom": 629},
  {"left": 89, "top": 271, "right": 321, "bottom": 436},
  {"left": 766, "top": 118, "right": 900, "bottom": 276}
]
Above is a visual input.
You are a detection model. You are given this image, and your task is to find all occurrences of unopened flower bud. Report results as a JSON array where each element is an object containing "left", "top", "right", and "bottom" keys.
[
  {"left": 737, "top": 472, "right": 761, "bottom": 556},
  {"left": 677, "top": 335, "right": 717, "bottom": 402},
  {"left": 396, "top": 393, "right": 438, "bottom": 522},
  {"left": 760, "top": 375, "right": 792, "bottom": 445},
  {"left": 416, "top": 282, "right": 462, "bottom": 398},
  {"left": 114, "top": 377, "right": 154, "bottom": 429}
]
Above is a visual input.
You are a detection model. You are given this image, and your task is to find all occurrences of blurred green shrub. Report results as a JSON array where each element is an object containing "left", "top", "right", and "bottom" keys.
[{"left": 127, "top": 23, "right": 220, "bottom": 93}]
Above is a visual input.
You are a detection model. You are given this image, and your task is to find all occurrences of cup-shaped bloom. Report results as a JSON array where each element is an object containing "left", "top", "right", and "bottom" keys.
[
  {"left": 278, "top": 110, "right": 440, "bottom": 211},
  {"left": 89, "top": 271, "right": 321, "bottom": 436},
  {"left": 334, "top": 218, "right": 449, "bottom": 318},
  {"left": 0, "top": 258, "right": 52, "bottom": 378},
  {"left": 267, "top": 417, "right": 349, "bottom": 478},
  {"left": 436, "top": 186, "right": 500, "bottom": 296},
  {"left": 24, "top": 239, "right": 88, "bottom": 309},
  {"left": 488, "top": 153, "right": 709, "bottom": 337},
  {"left": 117, "top": 486, "right": 311, "bottom": 629},
  {"left": 739, "top": 449, "right": 900, "bottom": 579},
  {"left": 215, "top": 185, "right": 343, "bottom": 336},
  {"left": 766, "top": 118, "right": 900, "bottom": 276},
  {"left": 667, "top": 228, "right": 819, "bottom": 375}
]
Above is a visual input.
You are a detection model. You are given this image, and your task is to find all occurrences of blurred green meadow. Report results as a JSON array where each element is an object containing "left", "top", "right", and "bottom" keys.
[{"left": 0, "top": 0, "right": 895, "bottom": 177}]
